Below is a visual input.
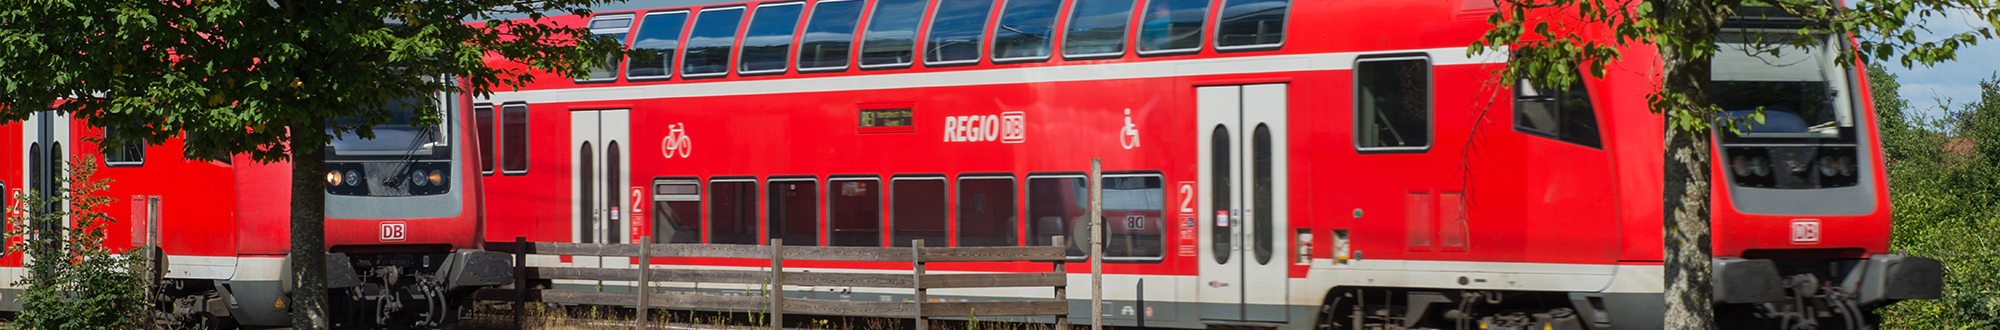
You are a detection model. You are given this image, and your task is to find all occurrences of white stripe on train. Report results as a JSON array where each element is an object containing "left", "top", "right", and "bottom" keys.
[{"left": 475, "top": 46, "right": 1511, "bottom": 104}]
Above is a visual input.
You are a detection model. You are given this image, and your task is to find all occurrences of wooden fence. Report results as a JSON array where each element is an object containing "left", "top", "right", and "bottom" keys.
[{"left": 477, "top": 236, "right": 1071, "bottom": 330}]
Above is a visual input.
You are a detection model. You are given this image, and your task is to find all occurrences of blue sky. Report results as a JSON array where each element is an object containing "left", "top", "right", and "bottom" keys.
[{"left": 1876, "top": 9, "right": 1999, "bottom": 120}]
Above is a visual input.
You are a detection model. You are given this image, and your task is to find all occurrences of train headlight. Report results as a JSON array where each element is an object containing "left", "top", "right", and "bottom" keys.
[
  {"left": 326, "top": 170, "right": 343, "bottom": 186},
  {"left": 426, "top": 169, "right": 444, "bottom": 186},
  {"left": 1818, "top": 156, "right": 1841, "bottom": 177},
  {"left": 1748, "top": 156, "right": 1770, "bottom": 177},
  {"left": 344, "top": 170, "right": 362, "bottom": 187},
  {"left": 1838, "top": 155, "right": 1855, "bottom": 176},
  {"left": 412, "top": 171, "right": 428, "bottom": 186},
  {"left": 1732, "top": 155, "right": 1770, "bottom": 177}
]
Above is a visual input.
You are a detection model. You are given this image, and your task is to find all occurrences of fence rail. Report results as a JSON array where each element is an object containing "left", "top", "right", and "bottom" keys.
[{"left": 475, "top": 237, "right": 1071, "bottom": 330}]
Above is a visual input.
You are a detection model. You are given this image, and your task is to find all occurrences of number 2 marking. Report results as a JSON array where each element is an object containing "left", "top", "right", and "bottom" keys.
[
  {"left": 630, "top": 186, "right": 644, "bottom": 208},
  {"left": 1178, "top": 182, "right": 1196, "bottom": 213}
]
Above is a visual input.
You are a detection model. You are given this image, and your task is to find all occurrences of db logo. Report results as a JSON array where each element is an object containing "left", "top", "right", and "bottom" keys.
[
  {"left": 1790, "top": 219, "right": 1820, "bottom": 244},
  {"left": 381, "top": 222, "right": 407, "bottom": 242},
  {"left": 1123, "top": 214, "right": 1147, "bottom": 230}
]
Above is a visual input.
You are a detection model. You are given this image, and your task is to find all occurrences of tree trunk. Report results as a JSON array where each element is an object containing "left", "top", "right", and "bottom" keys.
[
  {"left": 290, "top": 118, "right": 329, "bottom": 330},
  {"left": 1657, "top": 6, "right": 1721, "bottom": 327}
]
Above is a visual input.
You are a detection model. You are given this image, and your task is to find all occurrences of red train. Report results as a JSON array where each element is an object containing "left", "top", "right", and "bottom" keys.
[
  {"left": 466, "top": 0, "right": 1940, "bottom": 329},
  {"left": 0, "top": 0, "right": 1941, "bottom": 329},
  {"left": 0, "top": 87, "right": 511, "bottom": 329}
]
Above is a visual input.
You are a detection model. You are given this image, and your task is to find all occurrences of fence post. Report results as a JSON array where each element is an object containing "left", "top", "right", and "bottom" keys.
[
  {"left": 770, "top": 239, "right": 785, "bottom": 330},
  {"left": 1053, "top": 236, "right": 1069, "bottom": 330},
  {"left": 913, "top": 239, "right": 927, "bottom": 330},
  {"left": 637, "top": 236, "right": 651, "bottom": 330},
  {"left": 1089, "top": 159, "right": 1103, "bottom": 330},
  {"left": 514, "top": 236, "right": 528, "bottom": 330}
]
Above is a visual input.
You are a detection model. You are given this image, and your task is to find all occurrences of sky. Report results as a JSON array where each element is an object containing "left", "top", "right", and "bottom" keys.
[{"left": 1875, "top": 9, "right": 2000, "bottom": 120}]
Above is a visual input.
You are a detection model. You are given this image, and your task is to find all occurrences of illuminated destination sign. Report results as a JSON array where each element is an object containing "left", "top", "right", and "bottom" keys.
[{"left": 860, "top": 108, "right": 914, "bottom": 128}]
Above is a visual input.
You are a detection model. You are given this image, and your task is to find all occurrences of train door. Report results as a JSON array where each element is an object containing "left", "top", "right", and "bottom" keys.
[
  {"left": 1195, "top": 84, "right": 1289, "bottom": 322},
  {"left": 21, "top": 112, "right": 68, "bottom": 244},
  {"left": 570, "top": 110, "right": 632, "bottom": 269}
]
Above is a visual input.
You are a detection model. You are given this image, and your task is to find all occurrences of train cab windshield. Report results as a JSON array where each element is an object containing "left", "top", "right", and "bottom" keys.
[
  {"left": 1711, "top": 31, "right": 1858, "bottom": 142},
  {"left": 327, "top": 95, "right": 450, "bottom": 160}
]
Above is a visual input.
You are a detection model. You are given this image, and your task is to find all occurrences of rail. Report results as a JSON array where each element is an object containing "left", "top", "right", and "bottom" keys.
[{"left": 476, "top": 236, "right": 1071, "bottom": 330}]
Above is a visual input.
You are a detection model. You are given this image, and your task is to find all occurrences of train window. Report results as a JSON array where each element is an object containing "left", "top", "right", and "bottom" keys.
[
  {"left": 860, "top": 0, "right": 930, "bottom": 68},
  {"left": 1137, "top": 0, "right": 1208, "bottom": 54},
  {"left": 1027, "top": 175, "right": 1087, "bottom": 258},
  {"left": 475, "top": 104, "right": 495, "bottom": 175},
  {"left": 1103, "top": 174, "right": 1165, "bottom": 260},
  {"left": 768, "top": 178, "right": 820, "bottom": 246},
  {"left": 500, "top": 103, "right": 529, "bottom": 174},
  {"left": 1251, "top": 125, "right": 1273, "bottom": 264},
  {"left": 709, "top": 179, "right": 760, "bottom": 244},
  {"left": 684, "top": 6, "right": 746, "bottom": 78},
  {"left": 101, "top": 127, "right": 145, "bottom": 167},
  {"left": 1354, "top": 57, "right": 1431, "bottom": 151},
  {"left": 891, "top": 176, "right": 948, "bottom": 247},
  {"left": 1514, "top": 76, "right": 1603, "bottom": 148},
  {"left": 1214, "top": 0, "right": 1287, "bottom": 49},
  {"left": 581, "top": 14, "right": 635, "bottom": 82},
  {"left": 579, "top": 143, "right": 596, "bottom": 244},
  {"left": 828, "top": 177, "right": 882, "bottom": 247},
  {"left": 606, "top": 141, "right": 624, "bottom": 244},
  {"left": 1209, "top": 126, "right": 1231, "bottom": 264},
  {"left": 923, "top": 0, "right": 997, "bottom": 65},
  {"left": 989, "top": 0, "right": 1060, "bottom": 62},
  {"left": 798, "top": 0, "right": 866, "bottom": 72},
  {"left": 740, "top": 2, "right": 805, "bottom": 75},
  {"left": 957, "top": 176, "right": 1017, "bottom": 246},
  {"left": 1062, "top": 0, "right": 1134, "bottom": 59},
  {"left": 653, "top": 179, "right": 703, "bottom": 244},
  {"left": 628, "top": 11, "right": 690, "bottom": 80}
]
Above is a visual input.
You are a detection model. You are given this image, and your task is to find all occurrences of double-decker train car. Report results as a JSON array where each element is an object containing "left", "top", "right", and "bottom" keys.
[
  {"left": 447, "top": 0, "right": 1945, "bottom": 329},
  {"left": 0, "top": 87, "right": 512, "bottom": 330}
]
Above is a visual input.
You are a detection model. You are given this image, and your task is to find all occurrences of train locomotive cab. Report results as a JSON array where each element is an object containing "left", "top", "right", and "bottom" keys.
[
  {"left": 1706, "top": 27, "right": 1942, "bottom": 328},
  {"left": 315, "top": 85, "right": 513, "bottom": 330}
]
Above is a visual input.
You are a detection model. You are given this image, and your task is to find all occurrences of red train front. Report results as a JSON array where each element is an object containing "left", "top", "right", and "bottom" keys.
[{"left": 0, "top": 86, "right": 509, "bottom": 329}]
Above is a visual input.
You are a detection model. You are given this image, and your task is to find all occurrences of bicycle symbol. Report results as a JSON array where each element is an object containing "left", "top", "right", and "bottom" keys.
[
  {"left": 1120, "top": 109, "right": 1141, "bottom": 150},
  {"left": 662, "top": 123, "right": 692, "bottom": 158}
]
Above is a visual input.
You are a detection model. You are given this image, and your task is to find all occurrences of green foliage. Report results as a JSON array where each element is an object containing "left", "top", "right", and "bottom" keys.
[
  {"left": 0, "top": 0, "right": 626, "bottom": 161},
  {"left": 4, "top": 155, "right": 150, "bottom": 330},
  {"left": 1871, "top": 64, "right": 2000, "bottom": 328}
]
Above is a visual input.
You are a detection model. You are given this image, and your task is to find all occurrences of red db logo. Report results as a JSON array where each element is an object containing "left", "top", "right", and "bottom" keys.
[
  {"left": 381, "top": 222, "right": 407, "bottom": 242},
  {"left": 1790, "top": 219, "right": 1819, "bottom": 244}
]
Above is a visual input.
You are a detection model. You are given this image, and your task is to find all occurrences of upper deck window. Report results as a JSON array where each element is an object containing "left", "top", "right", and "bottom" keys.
[
  {"left": 1063, "top": 0, "right": 1135, "bottom": 59},
  {"left": 581, "top": 14, "right": 635, "bottom": 82},
  {"left": 1137, "top": 0, "right": 1208, "bottom": 54},
  {"left": 627, "top": 11, "right": 690, "bottom": 80},
  {"left": 1514, "top": 74, "right": 1602, "bottom": 148},
  {"left": 741, "top": 2, "right": 806, "bottom": 75},
  {"left": 798, "top": 0, "right": 866, "bottom": 72},
  {"left": 861, "top": 0, "right": 932, "bottom": 68},
  {"left": 924, "top": 0, "right": 998, "bottom": 65},
  {"left": 1354, "top": 57, "right": 1432, "bottom": 151},
  {"left": 101, "top": 128, "right": 144, "bottom": 167},
  {"left": 1215, "top": 0, "right": 1288, "bottom": 49},
  {"left": 683, "top": 7, "right": 746, "bottom": 78},
  {"left": 990, "top": 0, "right": 1061, "bottom": 62}
]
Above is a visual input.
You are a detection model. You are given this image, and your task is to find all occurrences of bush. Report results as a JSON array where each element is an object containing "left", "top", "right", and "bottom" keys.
[
  {"left": 4, "top": 154, "right": 150, "bottom": 330},
  {"left": 1869, "top": 64, "right": 2000, "bottom": 328}
]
